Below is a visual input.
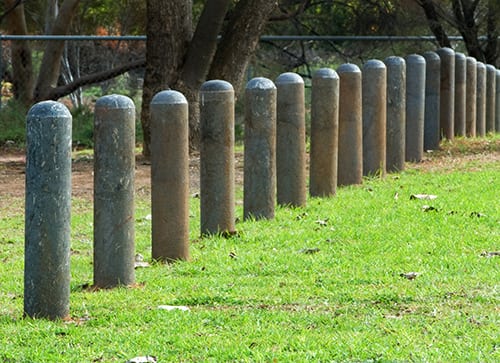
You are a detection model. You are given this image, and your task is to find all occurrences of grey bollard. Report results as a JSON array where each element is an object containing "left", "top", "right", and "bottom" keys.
[
  {"left": 385, "top": 56, "right": 406, "bottom": 172},
  {"left": 276, "top": 72, "right": 306, "bottom": 206},
  {"left": 476, "top": 62, "right": 486, "bottom": 137},
  {"left": 496, "top": 70, "right": 500, "bottom": 133},
  {"left": 244, "top": 77, "right": 276, "bottom": 219},
  {"left": 454, "top": 53, "right": 467, "bottom": 137},
  {"left": 94, "top": 95, "right": 136, "bottom": 288},
  {"left": 150, "top": 90, "right": 189, "bottom": 262},
  {"left": 200, "top": 80, "right": 235, "bottom": 235},
  {"left": 337, "top": 64, "right": 363, "bottom": 185},
  {"left": 485, "top": 64, "right": 496, "bottom": 133},
  {"left": 436, "top": 47, "right": 455, "bottom": 140},
  {"left": 310, "top": 68, "right": 339, "bottom": 197},
  {"left": 362, "top": 60, "right": 386, "bottom": 176},
  {"left": 423, "top": 51, "right": 441, "bottom": 150},
  {"left": 405, "top": 54, "right": 426, "bottom": 162},
  {"left": 466, "top": 57, "right": 477, "bottom": 137},
  {"left": 24, "top": 101, "right": 72, "bottom": 320}
]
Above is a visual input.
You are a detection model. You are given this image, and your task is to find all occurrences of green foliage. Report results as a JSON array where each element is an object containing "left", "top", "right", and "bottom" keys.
[{"left": 0, "top": 138, "right": 499, "bottom": 361}]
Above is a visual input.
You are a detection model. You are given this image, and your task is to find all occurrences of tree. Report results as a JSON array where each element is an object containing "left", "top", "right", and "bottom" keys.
[
  {"left": 415, "top": 0, "right": 499, "bottom": 64},
  {"left": 140, "top": 0, "right": 278, "bottom": 156}
]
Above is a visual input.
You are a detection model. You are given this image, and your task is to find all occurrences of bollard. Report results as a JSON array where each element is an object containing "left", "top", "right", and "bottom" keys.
[
  {"left": 362, "top": 59, "right": 386, "bottom": 176},
  {"left": 337, "top": 64, "right": 363, "bottom": 185},
  {"left": 405, "top": 54, "right": 426, "bottom": 162},
  {"left": 485, "top": 64, "right": 496, "bottom": 133},
  {"left": 310, "top": 68, "right": 339, "bottom": 197},
  {"left": 436, "top": 47, "right": 455, "bottom": 140},
  {"left": 385, "top": 56, "right": 406, "bottom": 172},
  {"left": 94, "top": 95, "right": 136, "bottom": 288},
  {"left": 150, "top": 90, "right": 189, "bottom": 262},
  {"left": 244, "top": 77, "right": 276, "bottom": 219},
  {"left": 200, "top": 80, "right": 235, "bottom": 235},
  {"left": 476, "top": 62, "right": 486, "bottom": 137},
  {"left": 496, "top": 70, "right": 500, "bottom": 133},
  {"left": 466, "top": 57, "right": 477, "bottom": 137},
  {"left": 423, "top": 51, "right": 441, "bottom": 150},
  {"left": 24, "top": 101, "right": 72, "bottom": 320},
  {"left": 276, "top": 72, "right": 306, "bottom": 206},
  {"left": 454, "top": 53, "right": 467, "bottom": 137}
]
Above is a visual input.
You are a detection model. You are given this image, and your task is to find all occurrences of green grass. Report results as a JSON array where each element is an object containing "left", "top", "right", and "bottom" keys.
[{"left": 0, "top": 138, "right": 499, "bottom": 362}]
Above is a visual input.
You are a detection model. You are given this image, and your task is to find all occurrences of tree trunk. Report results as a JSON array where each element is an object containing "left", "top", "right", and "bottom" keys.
[
  {"left": 33, "top": 0, "right": 80, "bottom": 101},
  {"left": 140, "top": 0, "right": 192, "bottom": 158},
  {"left": 4, "top": 0, "right": 34, "bottom": 105},
  {"left": 415, "top": 0, "right": 452, "bottom": 48},
  {"left": 485, "top": 0, "right": 499, "bottom": 65}
]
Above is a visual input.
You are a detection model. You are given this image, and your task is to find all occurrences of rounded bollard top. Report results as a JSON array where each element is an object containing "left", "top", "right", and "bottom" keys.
[
  {"left": 406, "top": 54, "right": 426, "bottom": 65},
  {"left": 477, "top": 61, "right": 486, "bottom": 70},
  {"left": 466, "top": 56, "right": 477, "bottom": 64},
  {"left": 436, "top": 47, "right": 455, "bottom": 56},
  {"left": 200, "top": 79, "right": 234, "bottom": 93},
  {"left": 486, "top": 64, "right": 496, "bottom": 72},
  {"left": 246, "top": 77, "right": 276, "bottom": 90},
  {"left": 455, "top": 52, "right": 466, "bottom": 60},
  {"left": 337, "top": 63, "right": 361, "bottom": 74},
  {"left": 27, "top": 100, "right": 71, "bottom": 120},
  {"left": 384, "top": 56, "right": 405, "bottom": 67},
  {"left": 151, "top": 90, "right": 188, "bottom": 105},
  {"left": 275, "top": 72, "right": 304, "bottom": 85},
  {"left": 423, "top": 51, "right": 440, "bottom": 62},
  {"left": 95, "top": 94, "right": 135, "bottom": 109},
  {"left": 363, "top": 59, "right": 386, "bottom": 70},
  {"left": 313, "top": 68, "right": 339, "bottom": 79}
]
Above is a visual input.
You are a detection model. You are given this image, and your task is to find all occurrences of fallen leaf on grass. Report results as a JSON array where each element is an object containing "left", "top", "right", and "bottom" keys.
[
  {"left": 480, "top": 251, "right": 500, "bottom": 258},
  {"left": 410, "top": 194, "right": 438, "bottom": 200},
  {"left": 422, "top": 205, "right": 438, "bottom": 212},
  {"left": 400, "top": 272, "right": 421, "bottom": 280},
  {"left": 315, "top": 218, "right": 328, "bottom": 227},
  {"left": 157, "top": 305, "right": 190, "bottom": 312},
  {"left": 299, "top": 247, "right": 320, "bottom": 254},
  {"left": 470, "top": 212, "right": 487, "bottom": 218},
  {"left": 126, "top": 356, "right": 157, "bottom": 363},
  {"left": 134, "top": 253, "right": 150, "bottom": 269}
]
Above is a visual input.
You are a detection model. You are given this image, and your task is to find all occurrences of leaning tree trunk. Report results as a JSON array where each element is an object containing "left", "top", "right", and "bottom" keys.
[
  {"left": 140, "top": 0, "right": 192, "bottom": 158},
  {"left": 4, "top": 0, "right": 34, "bottom": 105}
]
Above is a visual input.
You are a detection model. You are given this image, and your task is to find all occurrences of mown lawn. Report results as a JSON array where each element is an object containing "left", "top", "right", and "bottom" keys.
[{"left": 0, "top": 137, "right": 499, "bottom": 362}]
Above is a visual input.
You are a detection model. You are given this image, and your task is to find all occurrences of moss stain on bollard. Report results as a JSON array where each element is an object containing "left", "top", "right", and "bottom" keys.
[
  {"left": 93, "top": 95, "right": 136, "bottom": 288},
  {"left": 24, "top": 101, "right": 72, "bottom": 320},
  {"left": 200, "top": 80, "right": 235, "bottom": 235},
  {"left": 151, "top": 90, "right": 189, "bottom": 262}
]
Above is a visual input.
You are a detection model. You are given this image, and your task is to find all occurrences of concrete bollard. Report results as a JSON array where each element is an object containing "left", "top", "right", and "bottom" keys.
[
  {"left": 454, "top": 53, "right": 467, "bottom": 137},
  {"left": 476, "top": 62, "right": 486, "bottom": 137},
  {"left": 436, "top": 47, "right": 455, "bottom": 140},
  {"left": 94, "top": 95, "right": 136, "bottom": 288},
  {"left": 276, "top": 72, "right": 306, "bottom": 206},
  {"left": 337, "top": 64, "right": 363, "bottom": 185},
  {"left": 466, "top": 57, "right": 477, "bottom": 137},
  {"left": 362, "top": 60, "right": 386, "bottom": 176},
  {"left": 310, "top": 68, "right": 339, "bottom": 196},
  {"left": 496, "top": 70, "right": 500, "bottom": 133},
  {"left": 150, "top": 90, "right": 189, "bottom": 262},
  {"left": 200, "top": 80, "right": 235, "bottom": 235},
  {"left": 423, "top": 51, "right": 441, "bottom": 150},
  {"left": 485, "top": 64, "right": 496, "bottom": 133},
  {"left": 24, "top": 101, "right": 72, "bottom": 320},
  {"left": 385, "top": 56, "right": 406, "bottom": 172},
  {"left": 244, "top": 77, "right": 276, "bottom": 219},
  {"left": 405, "top": 54, "right": 426, "bottom": 162}
]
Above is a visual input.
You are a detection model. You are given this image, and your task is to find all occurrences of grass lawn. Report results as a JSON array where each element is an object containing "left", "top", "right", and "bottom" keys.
[{"left": 0, "top": 137, "right": 499, "bottom": 362}]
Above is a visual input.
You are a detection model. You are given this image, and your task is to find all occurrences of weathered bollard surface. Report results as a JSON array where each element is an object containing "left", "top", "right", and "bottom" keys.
[
  {"left": 385, "top": 56, "right": 406, "bottom": 172},
  {"left": 337, "top": 64, "right": 363, "bottom": 185},
  {"left": 94, "top": 95, "right": 136, "bottom": 288},
  {"left": 466, "top": 56, "right": 477, "bottom": 137},
  {"left": 276, "top": 72, "right": 306, "bottom": 206},
  {"left": 485, "top": 64, "right": 496, "bottom": 133},
  {"left": 496, "top": 70, "right": 500, "bottom": 133},
  {"left": 362, "top": 59, "right": 386, "bottom": 176},
  {"left": 423, "top": 51, "right": 440, "bottom": 150},
  {"left": 437, "top": 47, "right": 455, "bottom": 140},
  {"left": 310, "top": 68, "right": 339, "bottom": 196},
  {"left": 150, "top": 90, "right": 189, "bottom": 262},
  {"left": 200, "top": 80, "right": 235, "bottom": 235},
  {"left": 405, "top": 54, "right": 426, "bottom": 162},
  {"left": 454, "top": 52, "right": 467, "bottom": 137},
  {"left": 476, "top": 62, "right": 486, "bottom": 137},
  {"left": 24, "top": 101, "right": 72, "bottom": 320},
  {"left": 244, "top": 77, "right": 276, "bottom": 220}
]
